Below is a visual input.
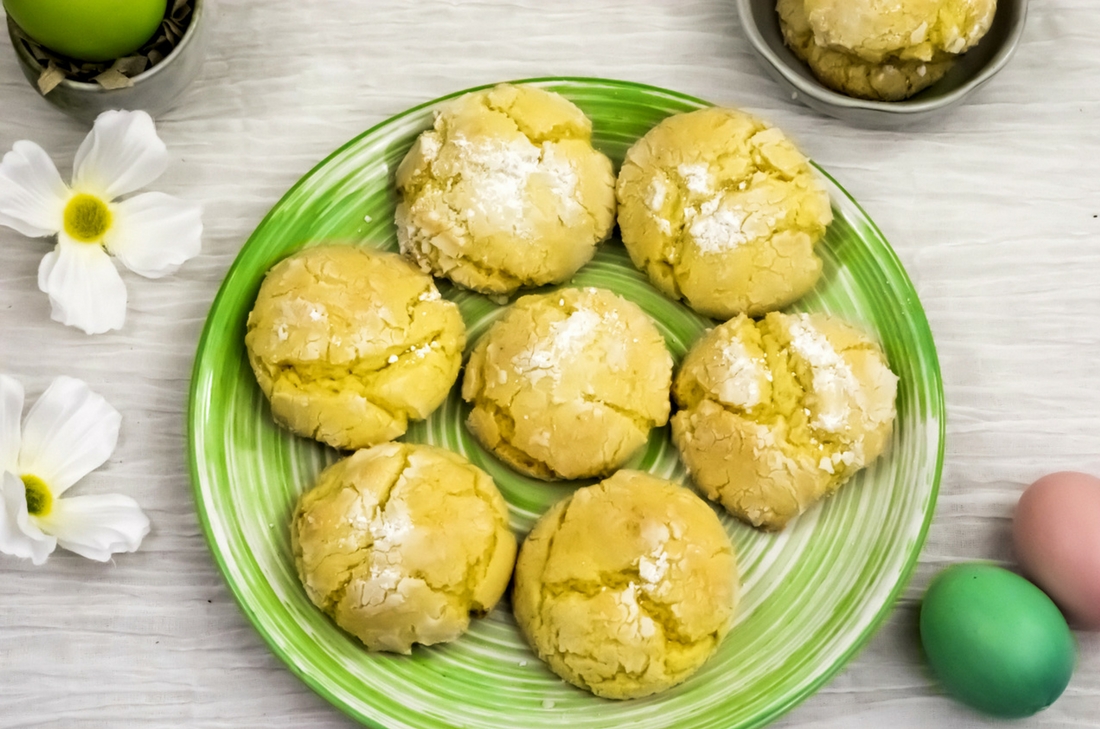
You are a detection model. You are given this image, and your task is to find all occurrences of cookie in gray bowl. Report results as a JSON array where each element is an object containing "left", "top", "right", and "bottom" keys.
[{"left": 735, "top": 0, "right": 1028, "bottom": 128}]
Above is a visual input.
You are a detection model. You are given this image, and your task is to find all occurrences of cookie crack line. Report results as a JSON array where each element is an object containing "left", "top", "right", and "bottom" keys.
[
  {"left": 676, "top": 329, "right": 854, "bottom": 450},
  {"left": 467, "top": 526, "right": 500, "bottom": 615},
  {"left": 482, "top": 93, "right": 586, "bottom": 146},
  {"left": 681, "top": 396, "right": 851, "bottom": 475},
  {"left": 326, "top": 446, "right": 416, "bottom": 613},
  {"left": 334, "top": 448, "right": 409, "bottom": 606},
  {"left": 532, "top": 500, "right": 575, "bottom": 640},
  {"left": 302, "top": 518, "right": 377, "bottom": 613},
  {"left": 321, "top": 563, "right": 362, "bottom": 616},
  {"left": 403, "top": 209, "right": 528, "bottom": 293},
  {"left": 270, "top": 327, "right": 455, "bottom": 419},
  {"left": 405, "top": 487, "right": 505, "bottom": 612},
  {"left": 578, "top": 392, "right": 662, "bottom": 435},
  {"left": 466, "top": 396, "right": 561, "bottom": 480},
  {"left": 309, "top": 453, "right": 406, "bottom": 613},
  {"left": 272, "top": 322, "right": 454, "bottom": 378},
  {"left": 551, "top": 644, "right": 654, "bottom": 685},
  {"left": 537, "top": 571, "right": 718, "bottom": 651}
]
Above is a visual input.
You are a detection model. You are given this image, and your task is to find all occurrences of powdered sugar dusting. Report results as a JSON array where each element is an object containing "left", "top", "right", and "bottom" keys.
[
  {"left": 646, "top": 178, "right": 668, "bottom": 212},
  {"left": 355, "top": 497, "right": 416, "bottom": 608},
  {"left": 715, "top": 336, "right": 764, "bottom": 409},
  {"left": 688, "top": 197, "right": 749, "bottom": 253},
  {"left": 646, "top": 178, "right": 673, "bottom": 234},
  {"left": 538, "top": 143, "right": 583, "bottom": 223},
  {"left": 452, "top": 135, "right": 540, "bottom": 229},
  {"left": 786, "top": 315, "right": 859, "bottom": 433},
  {"left": 513, "top": 307, "right": 603, "bottom": 385},
  {"left": 615, "top": 583, "right": 657, "bottom": 641},
  {"left": 419, "top": 134, "right": 442, "bottom": 162},
  {"left": 450, "top": 134, "right": 579, "bottom": 234},
  {"left": 638, "top": 521, "right": 672, "bottom": 590},
  {"left": 678, "top": 163, "right": 712, "bottom": 195},
  {"left": 819, "top": 448, "right": 859, "bottom": 475}
]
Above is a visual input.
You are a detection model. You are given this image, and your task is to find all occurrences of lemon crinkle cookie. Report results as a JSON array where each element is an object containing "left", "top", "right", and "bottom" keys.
[
  {"left": 462, "top": 287, "right": 672, "bottom": 481},
  {"left": 395, "top": 83, "right": 616, "bottom": 296},
  {"left": 672, "top": 312, "right": 898, "bottom": 531},
  {"left": 245, "top": 245, "right": 465, "bottom": 451},
  {"left": 777, "top": 0, "right": 997, "bottom": 101},
  {"left": 291, "top": 443, "right": 517, "bottom": 654},
  {"left": 513, "top": 470, "right": 739, "bottom": 699},
  {"left": 616, "top": 107, "right": 832, "bottom": 319}
]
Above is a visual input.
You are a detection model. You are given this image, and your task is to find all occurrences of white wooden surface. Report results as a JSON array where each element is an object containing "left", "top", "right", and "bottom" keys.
[{"left": 1, "top": 1, "right": 1098, "bottom": 727}]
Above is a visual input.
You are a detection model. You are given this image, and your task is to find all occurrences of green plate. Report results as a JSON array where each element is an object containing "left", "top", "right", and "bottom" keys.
[{"left": 189, "top": 78, "right": 944, "bottom": 729}]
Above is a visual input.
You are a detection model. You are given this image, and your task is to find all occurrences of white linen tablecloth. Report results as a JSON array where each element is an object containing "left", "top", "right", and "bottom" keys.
[{"left": 1, "top": 1, "right": 1097, "bottom": 726}]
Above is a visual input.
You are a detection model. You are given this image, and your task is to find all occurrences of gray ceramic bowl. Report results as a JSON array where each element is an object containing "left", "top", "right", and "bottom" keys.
[
  {"left": 736, "top": 0, "right": 1028, "bottom": 127},
  {"left": 7, "top": 0, "right": 207, "bottom": 124}
]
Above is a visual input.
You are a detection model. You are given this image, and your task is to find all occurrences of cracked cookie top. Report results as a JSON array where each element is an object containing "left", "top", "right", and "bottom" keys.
[
  {"left": 802, "top": 0, "right": 996, "bottom": 63},
  {"left": 671, "top": 312, "right": 898, "bottom": 530},
  {"left": 777, "top": 0, "right": 995, "bottom": 101},
  {"left": 291, "top": 442, "right": 517, "bottom": 654},
  {"left": 395, "top": 83, "right": 616, "bottom": 296},
  {"left": 461, "top": 287, "right": 672, "bottom": 481},
  {"left": 616, "top": 107, "right": 833, "bottom": 318},
  {"left": 512, "top": 470, "right": 738, "bottom": 699},
  {"left": 245, "top": 245, "right": 466, "bottom": 450}
]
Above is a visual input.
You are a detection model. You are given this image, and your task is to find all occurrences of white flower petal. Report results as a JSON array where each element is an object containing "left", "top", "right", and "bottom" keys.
[
  {"left": 0, "top": 471, "right": 56, "bottom": 565},
  {"left": 0, "top": 375, "right": 24, "bottom": 473},
  {"left": 39, "top": 237, "right": 127, "bottom": 334},
  {"left": 72, "top": 110, "right": 168, "bottom": 199},
  {"left": 0, "top": 140, "right": 68, "bottom": 237},
  {"left": 37, "top": 493, "right": 149, "bottom": 562},
  {"left": 18, "top": 376, "right": 120, "bottom": 496},
  {"left": 105, "top": 192, "right": 203, "bottom": 278}
]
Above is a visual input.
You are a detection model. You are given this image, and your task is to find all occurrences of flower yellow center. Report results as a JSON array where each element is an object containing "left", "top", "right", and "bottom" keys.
[
  {"left": 63, "top": 193, "right": 112, "bottom": 243},
  {"left": 20, "top": 474, "right": 53, "bottom": 517}
]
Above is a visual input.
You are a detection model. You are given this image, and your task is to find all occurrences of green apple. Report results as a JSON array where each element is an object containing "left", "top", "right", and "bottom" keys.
[{"left": 4, "top": 0, "right": 168, "bottom": 62}]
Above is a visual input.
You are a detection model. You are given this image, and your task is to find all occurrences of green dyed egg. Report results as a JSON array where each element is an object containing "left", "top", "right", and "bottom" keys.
[
  {"left": 3, "top": 0, "right": 167, "bottom": 62},
  {"left": 920, "top": 563, "right": 1077, "bottom": 717}
]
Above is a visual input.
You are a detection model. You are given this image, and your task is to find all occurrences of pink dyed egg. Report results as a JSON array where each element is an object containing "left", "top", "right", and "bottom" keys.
[{"left": 1013, "top": 471, "right": 1100, "bottom": 629}]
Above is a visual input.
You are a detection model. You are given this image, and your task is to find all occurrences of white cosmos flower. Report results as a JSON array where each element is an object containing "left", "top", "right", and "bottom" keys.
[
  {"left": 0, "top": 109, "right": 202, "bottom": 335},
  {"left": 0, "top": 375, "right": 149, "bottom": 564}
]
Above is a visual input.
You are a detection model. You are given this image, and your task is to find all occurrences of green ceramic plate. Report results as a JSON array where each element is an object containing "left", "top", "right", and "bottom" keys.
[{"left": 189, "top": 78, "right": 944, "bottom": 729}]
